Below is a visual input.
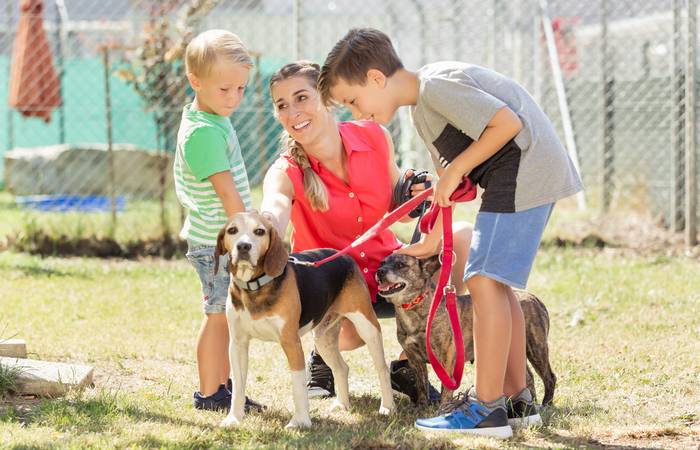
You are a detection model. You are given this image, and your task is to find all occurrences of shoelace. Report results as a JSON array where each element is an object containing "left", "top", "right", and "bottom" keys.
[{"left": 436, "top": 391, "right": 470, "bottom": 415}]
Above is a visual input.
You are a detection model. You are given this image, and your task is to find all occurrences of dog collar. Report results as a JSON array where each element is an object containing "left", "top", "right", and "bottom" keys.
[
  {"left": 234, "top": 273, "right": 275, "bottom": 291},
  {"left": 401, "top": 293, "right": 426, "bottom": 310}
]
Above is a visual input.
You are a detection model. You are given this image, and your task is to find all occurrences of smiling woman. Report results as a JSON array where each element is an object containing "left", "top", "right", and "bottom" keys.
[{"left": 259, "top": 61, "right": 473, "bottom": 403}]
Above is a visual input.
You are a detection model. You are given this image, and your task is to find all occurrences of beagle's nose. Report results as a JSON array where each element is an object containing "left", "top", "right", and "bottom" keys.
[{"left": 237, "top": 242, "right": 252, "bottom": 252}]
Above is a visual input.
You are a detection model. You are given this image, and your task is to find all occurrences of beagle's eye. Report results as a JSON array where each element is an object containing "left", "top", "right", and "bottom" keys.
[
  {"left": 253, "top": 228, "right": 265, "bottom": 236},
  {"left": 227, "top": 226, "right": 238, "bottom": 235}
]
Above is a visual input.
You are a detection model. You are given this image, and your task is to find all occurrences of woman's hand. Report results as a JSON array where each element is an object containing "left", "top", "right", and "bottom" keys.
[
  {"left": 403, "top": 169, "right": 433, "bottom": 198},
  {"left": 396, "top": 234, "right": 441, "bottom": 258}
]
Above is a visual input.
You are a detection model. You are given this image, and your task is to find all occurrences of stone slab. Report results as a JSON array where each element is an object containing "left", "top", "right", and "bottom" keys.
[
  {"left": 0, "top": 357, "right": 94, "bottom": 397},
  {"left": 0, "top": 339, "right": 27, "bottom": 358}
]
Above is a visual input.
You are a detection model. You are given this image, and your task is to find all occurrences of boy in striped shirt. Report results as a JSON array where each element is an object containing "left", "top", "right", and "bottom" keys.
[{"left": 174, "top": 29, "right": 261, "bottom": 412}]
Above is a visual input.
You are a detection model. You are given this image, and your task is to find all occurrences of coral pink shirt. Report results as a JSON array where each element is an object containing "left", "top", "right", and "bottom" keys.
[{"left": 276, "top": 120, "right": 402, "bottom": 301}]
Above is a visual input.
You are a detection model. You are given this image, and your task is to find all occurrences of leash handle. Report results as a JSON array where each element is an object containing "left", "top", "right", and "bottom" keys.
[
  {"left": 419, "top": 176, "right": 477, "bottom": 235},
  {"left": 425, "top": 206, "right": 465, "bottom": 390}
]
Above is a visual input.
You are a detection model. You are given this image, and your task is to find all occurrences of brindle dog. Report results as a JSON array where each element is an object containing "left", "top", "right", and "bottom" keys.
[{"left": 376, "top": 253, "right": 556, "bottom": 407}]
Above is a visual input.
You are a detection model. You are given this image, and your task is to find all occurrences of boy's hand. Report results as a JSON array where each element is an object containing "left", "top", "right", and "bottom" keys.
[{"left": 434, "top": 167, "right": 464, "bottom": 207}]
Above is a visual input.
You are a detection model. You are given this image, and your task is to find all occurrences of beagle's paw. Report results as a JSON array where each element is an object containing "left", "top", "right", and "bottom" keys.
[
  {"left": 220, "top": 414, "right": 243, "bottom": 428},
  {"left": 378, "top": 402, "right": 394, "bottom": 415},
  {"left": 285, "top": 416, "right": 312, "bottom": 429},
  {"left": 329, "top": 399, "right": 350, "bottom": 412}
]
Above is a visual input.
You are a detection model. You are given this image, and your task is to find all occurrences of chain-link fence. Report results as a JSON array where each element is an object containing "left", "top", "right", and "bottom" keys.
[{"left": 1, "top": 0, "right": 698, "bottom": 244}]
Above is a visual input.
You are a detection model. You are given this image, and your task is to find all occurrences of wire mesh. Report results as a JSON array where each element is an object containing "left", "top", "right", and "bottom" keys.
[{"left": 0, "top": 0, "right": 698, "bottom": 242}]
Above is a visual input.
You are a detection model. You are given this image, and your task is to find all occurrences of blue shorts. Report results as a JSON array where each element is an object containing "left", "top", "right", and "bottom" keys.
[
  {"left": 185, "top": 242, "right": 231, "bottom": 314},
  {"left": 464, "top": 203, "right": 554, "bottom": 289}
]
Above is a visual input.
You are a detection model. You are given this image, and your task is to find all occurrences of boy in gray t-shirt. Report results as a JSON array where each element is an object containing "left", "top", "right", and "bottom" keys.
[{"left": 320, "top": 28, "right": 582, "bottom": 439}]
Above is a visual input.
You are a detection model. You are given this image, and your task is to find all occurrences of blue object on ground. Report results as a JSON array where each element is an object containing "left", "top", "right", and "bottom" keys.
[{"left": 15, "top": 195, "right": 126, "bottom": 212}]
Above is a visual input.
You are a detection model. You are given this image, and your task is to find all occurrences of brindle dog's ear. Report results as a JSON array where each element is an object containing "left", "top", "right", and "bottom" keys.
[
  {"left": 263, "top": 225, "right": 288, "bottom": 277},
  {"left": 421, "top": 254, "right": 442, "bottom": 277},
  {"left": 214, "top": 224, "right": 228, "bottom": 275}
]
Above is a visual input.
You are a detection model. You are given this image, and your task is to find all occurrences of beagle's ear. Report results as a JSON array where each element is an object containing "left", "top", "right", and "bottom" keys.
[
  {"left": 420, "top": 254, "right": 442, "bottom": 277},
  {"left": 214, "top": 224, "right": 228, "bottom": 275},
  {"left": 263, "top": 225, "right": 288, "bottom": 277}
]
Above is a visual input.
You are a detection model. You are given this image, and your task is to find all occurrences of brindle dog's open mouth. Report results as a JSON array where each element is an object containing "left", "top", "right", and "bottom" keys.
[{"left": 377, "top": 281, "right": 406, "bottom": 296}]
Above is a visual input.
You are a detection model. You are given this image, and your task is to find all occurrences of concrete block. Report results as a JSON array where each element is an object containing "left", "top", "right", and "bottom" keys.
[
  {"left": 0, "top": 357, "right": 94, "bottom": 397},
  {"left": 4, "top": 143, "right": 172, "bottom": 199},
  {"left": 0, "top": 339, "right": 27, "bottom": 358}
]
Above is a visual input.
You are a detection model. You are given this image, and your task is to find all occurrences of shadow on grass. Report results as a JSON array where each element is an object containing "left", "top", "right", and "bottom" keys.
[
  {"left": 533, "top": 430, "right": 667, "bottom": 450},
  {"left": 8, "top": 392, "right": 672, "bottom": 449},
  {"left": 5, "top": 392, "right": 459, "bottom": 449},
  {"left": 0, "top": 262, "right": 84, "bottom": 278}
]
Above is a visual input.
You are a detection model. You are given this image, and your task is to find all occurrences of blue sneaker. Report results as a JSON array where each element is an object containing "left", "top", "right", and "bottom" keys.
[{"left": 415, "top": 390, "right": 513, "bottom": 439}]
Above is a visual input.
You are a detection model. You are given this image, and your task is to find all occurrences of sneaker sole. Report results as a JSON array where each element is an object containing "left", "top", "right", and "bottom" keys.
[
  {"left": 415, "top": 423, "right": 513, "bottom": 439},
  {"left": 508, "top": 413, "right": 542, "bottom": 428},
  {"left": 307, "top": 389, "right": 334, "bottom": 399}
]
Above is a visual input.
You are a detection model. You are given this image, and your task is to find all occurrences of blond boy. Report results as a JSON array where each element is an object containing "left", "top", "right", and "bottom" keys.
[{"left": 174, "top": 29, "right": 262, "bottom": 412}]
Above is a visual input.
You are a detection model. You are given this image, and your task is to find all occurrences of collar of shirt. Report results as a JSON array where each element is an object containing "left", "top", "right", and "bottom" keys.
[{"left": 305, "top": 121, "right": 373, "bottom": 172}]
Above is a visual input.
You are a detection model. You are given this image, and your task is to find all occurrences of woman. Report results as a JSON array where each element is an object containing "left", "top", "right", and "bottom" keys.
[{"left": 260, "top": 61, "right": 472, "bottom": 402}]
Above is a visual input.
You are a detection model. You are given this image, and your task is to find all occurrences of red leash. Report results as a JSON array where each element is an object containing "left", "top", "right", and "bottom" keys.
[
  {"left": 417, "top": 181, "right": 476, "bottom": 390},
  {"left": 293, "top": 177, "right": 477, "bottom": 390}
]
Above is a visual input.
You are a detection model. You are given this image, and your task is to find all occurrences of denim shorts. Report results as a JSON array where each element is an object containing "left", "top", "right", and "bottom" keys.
[
  {"left": 185, "top": 242, "right": 231, "bottom": 314},
  {"left": 464, "top": 203, "right": 554, "bottom": 289}
]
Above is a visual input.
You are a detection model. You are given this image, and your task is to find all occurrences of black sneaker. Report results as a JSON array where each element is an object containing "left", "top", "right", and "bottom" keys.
[
  {"left": 193, "top": 384, "right": 231, "bottom": 412},
  {"left": 390, "top": 359, "right": 440, "bottom": 405},
  {"left": 506, "top": 388, "right": 541, "bottom": 427},
  {"left": 307, "top": 350, "right": 335, "bottom": 398},
  {"left": 225, "top": 379, "right": 266, "bottom": 413}
]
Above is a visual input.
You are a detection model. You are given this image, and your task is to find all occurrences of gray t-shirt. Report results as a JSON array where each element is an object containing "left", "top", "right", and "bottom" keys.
[{"left": 410, "top": 61, "right": 583, "bottom": 212}]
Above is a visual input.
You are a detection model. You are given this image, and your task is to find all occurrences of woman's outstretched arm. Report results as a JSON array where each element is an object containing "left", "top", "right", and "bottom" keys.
[{"left": 260, "top": 164, "right": 294, "bottom": 236}]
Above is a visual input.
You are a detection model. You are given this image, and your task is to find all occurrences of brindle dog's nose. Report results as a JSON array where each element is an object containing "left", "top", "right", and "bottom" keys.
[
  {"left": 375, "top": 267, "right": 387, "bottom": 280},
  {"left": 237, "top": 242, "right": 252, "bottom": 252}
]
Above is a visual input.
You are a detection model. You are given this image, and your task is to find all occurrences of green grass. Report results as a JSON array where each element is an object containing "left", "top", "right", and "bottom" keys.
[{"left": 1, "top": 246, "right": 699, "bottom": 449}]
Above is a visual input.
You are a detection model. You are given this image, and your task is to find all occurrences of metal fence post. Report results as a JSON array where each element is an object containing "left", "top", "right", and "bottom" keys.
[
  {"left": 102, "top": 46, "right": 117, "bottom": 234},
  {"left": 292, "top": 0, "right": 300, "bottom": 59},
  {"left": 539, "top": 0, "right": 587, "bottom": 210},
  {"left": 672, "top": 0, "right": 685, "bottom": 231},
  {"left": 54, "top": 0, "right": 66, "bottom": 144},
  {"left": 601, "top": 0, "right": 615, "bottom": 211},
  {"left": 6, "top": 0, "right": 13, "bottom": 152},
  {"left": 686, "top": 0, "right": 698, "bottom": 246}
]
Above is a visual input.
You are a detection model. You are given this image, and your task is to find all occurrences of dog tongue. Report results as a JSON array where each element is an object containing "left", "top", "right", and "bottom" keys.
[{"left": 378, "top": 281, "right": 395, "bottom": 291}]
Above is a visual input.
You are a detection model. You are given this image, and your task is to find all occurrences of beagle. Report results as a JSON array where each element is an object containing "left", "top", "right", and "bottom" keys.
[{"left": 215, "top": 211, "right": 394, "bottom": 429}]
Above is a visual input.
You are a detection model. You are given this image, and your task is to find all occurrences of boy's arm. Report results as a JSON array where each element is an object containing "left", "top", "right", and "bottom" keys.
[
  {"left": 260, "top": 164, "right": 294, "bottom": 236},
  {"left": 209, "top": 171, "right": 246, "bottom": 219},
  {"left": 434, "top": 106, "right": 522, "bottom": 207}
]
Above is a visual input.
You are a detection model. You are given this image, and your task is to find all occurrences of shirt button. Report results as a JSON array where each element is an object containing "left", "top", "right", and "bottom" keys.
[
  {"left": 357, "top": 216, "right": 363, "bottom": 222},
  {"left": 363, "top": 267, "right": 369, "bottom": 273},
  {"left": 360, "top": 252, "right": 366, "bottom": 257},
  {"left": 349, "top": 192, "right": 355, "bottom": 198},
  {"left": 355, "top": 234, "right": 361, "bottom": 239}
]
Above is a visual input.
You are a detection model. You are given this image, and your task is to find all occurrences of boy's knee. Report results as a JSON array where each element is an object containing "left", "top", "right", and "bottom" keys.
[
  {"left": 466, "top": 274, "right": 502, "bottom": 291},
  {"left": 204, "top": 312, "right": 228, "bottom": 325}
]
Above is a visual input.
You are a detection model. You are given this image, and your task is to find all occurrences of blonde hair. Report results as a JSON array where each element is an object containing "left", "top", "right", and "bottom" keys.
[
  {"left": 185, "top": 29, "right": 252, "bottom": 77},
  {"left": 270, "top": 61, "right": 329, "bottom": 211}
]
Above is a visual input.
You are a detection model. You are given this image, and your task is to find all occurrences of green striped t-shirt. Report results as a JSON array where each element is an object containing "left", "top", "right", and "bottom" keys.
[{"left": 173, "top": 104, "right": 252, "bottom": 245}]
